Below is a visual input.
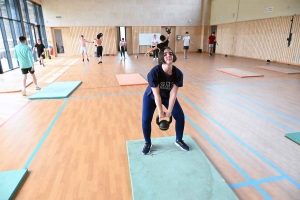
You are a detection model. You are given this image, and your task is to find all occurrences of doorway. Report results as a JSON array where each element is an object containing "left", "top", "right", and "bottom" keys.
[{"left": 54, "top": 29, "right": 65, "bottom": 55}]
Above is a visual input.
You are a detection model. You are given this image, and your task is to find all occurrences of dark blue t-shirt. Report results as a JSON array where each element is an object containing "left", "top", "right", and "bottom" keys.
[{"left": 145, "top": 64, "right": 183, "bottom": 99}]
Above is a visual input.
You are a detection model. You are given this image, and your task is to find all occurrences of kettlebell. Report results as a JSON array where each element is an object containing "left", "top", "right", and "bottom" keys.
[{"left": 156, "top": 115, "right": 172, "bottom": 131}]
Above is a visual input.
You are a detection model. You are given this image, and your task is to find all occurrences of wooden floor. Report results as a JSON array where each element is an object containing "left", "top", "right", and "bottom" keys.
[{"left": 0, "top": 53, "right": 300, "bottom": 200}]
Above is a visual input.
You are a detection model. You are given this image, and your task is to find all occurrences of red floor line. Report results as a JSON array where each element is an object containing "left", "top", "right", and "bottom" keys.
[
  {"left": 0, "top": 101, "right": 31, "bottom": 128},
  {"left": 78, "top": 85, "right": 121, "bottom": 89}
]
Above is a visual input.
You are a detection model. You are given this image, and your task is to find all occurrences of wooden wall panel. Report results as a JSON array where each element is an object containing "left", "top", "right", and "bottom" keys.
[
  {"left": 69, "top": 27, "right": 118, "bottom": 56},
  {"left": 126, "top": 27, "right": 133, "bottom": 55},
  {"left": 174, "top": 26, "right": 210, "bottom": 53},
  {"left": 216, "top": 15, "right": 300, "bottom": 65}
]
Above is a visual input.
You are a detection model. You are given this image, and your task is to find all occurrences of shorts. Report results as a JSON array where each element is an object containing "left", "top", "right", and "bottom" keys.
[
  {"left": 80, "top": 46, "right": 87, "bottom": 54},
  {"left": 97, "top": 46, "right": 103, "bottom": 57},
  {"left": 183, "top": 46, "right": 189, "bottom": 50},
  {"left": 208, "top": 44, "right": 214, "bottom": 48},
  {"left": 38, "top": 52, "right": 45, "bottom": 59},
  {"left": 21, "top": 67, "right": 35, "bottom": 74}
]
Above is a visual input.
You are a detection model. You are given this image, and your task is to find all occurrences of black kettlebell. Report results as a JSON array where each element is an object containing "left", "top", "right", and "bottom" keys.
[{"left": 156, "top": 115, "right": 172, "bottom": 131}]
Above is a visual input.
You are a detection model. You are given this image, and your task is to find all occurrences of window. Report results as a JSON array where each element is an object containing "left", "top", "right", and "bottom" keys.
[
  {"left": 0, "top": 0, "right": 8, "bottom": 18},
  {"left": 9, "top": 0, "right": 19, "bottom": 20},
  {"left": 19, "top": 0, "right": 28, "bottom": 22},
  {"left": 26, "top": 1, "right": 36, "bottom": 24},
  {"left": 0, "top": 28, "right": 9, "bottom": 72}
]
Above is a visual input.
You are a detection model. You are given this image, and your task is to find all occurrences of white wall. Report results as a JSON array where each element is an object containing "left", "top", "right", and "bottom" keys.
[
  {"left": 41, "top": 0, "right": 207, "bottom": 26},
  {"left": 210, "top": 0, "right": 300, "bottom": 25}
]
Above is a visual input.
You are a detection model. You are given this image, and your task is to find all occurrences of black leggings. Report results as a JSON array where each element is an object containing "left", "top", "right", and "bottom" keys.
[
  {"left": 97, "top": 46, "right": 103, "bottom": 57},
  {"left": 120, "top": 46, "right": 125, "bottom": 57}
]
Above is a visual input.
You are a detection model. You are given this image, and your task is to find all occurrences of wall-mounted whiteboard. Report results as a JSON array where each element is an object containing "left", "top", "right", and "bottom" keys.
[{"left": 139, "top": 33, "right": 161, "bottom": 46}]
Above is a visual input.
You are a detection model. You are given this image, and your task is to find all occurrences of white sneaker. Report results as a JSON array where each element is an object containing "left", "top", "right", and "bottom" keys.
[
  {"left": 36, "top": 86, "right": 41, "bottom": 90},
  {"left": 22, "top": 89, "right": 26, "bottom": 96},
  {"left": 156, "top": 58, "right": 158, "bottom": 60},
  {"left": 153, "top": 58, "right": 155, "bottom": 60}
]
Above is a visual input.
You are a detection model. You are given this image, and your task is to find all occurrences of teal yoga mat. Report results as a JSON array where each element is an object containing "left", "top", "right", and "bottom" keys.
[
  {"left": 126, "top": 135, "right": 238, "bottom": 200},
  {"left": 0, "top": 169, "right": 28, "bottom": 200},
  {"left": 285, "top": 132, "right": 300, "bottom": 145},
  {"left": 28, "top": 81, "right": 82, "bottom": 100}
]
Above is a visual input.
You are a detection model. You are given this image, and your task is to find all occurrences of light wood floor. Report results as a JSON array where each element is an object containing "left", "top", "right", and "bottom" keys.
[{"left": 0, "top": 53, "right": 300, "bottom": 200}]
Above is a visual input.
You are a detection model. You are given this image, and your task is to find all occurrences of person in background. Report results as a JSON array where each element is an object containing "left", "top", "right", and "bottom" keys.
[
  {"left": 33, "top": 39, "right": 45, "bottom": 66},
  {"left": 151, "top": 34, "right": 159, "bottom": 60},
  {"left": 15, "top": 36, "right": 41, "bottom": 96},
  {"left": 208, "top": 32, "right": 216, "bottom": 57},
  {"left": 119, "top": 38, "right": 127, "bottom": 60}
]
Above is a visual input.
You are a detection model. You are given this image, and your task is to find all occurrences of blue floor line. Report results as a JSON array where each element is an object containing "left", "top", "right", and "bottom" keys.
[
  {"left": 131, "top": 59, "right": 300, "bottom": 190},
  {"left": 179, "top": 92, "right": 300, "bottom": 188},
  {"left": 184, "top": 71, "right": 300, "bottom": 125},
  {"left": 184, "top": 76, "right": 295, "bottom": 132},
  {"left": 131, "top": 61, "right": 272, "bottom": 198},
  {"left": 185, "top": 115, "right": 272, "bottom": 200},
  {"left": 82, "top": 62, "right": 91, "bottom": 74},
  {"left": 23, "top": 98, "right": 69, "bottom": 168},
  {"left": 230, "top": 175, "right": 286, "bottom": 188},
  {"left": 71, "top": 91, "right": 143, "bottom": 98}
]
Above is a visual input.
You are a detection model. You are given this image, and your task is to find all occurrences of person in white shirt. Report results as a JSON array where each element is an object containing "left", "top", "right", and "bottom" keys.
[
  {"left": 151, "top": 34, "right": 159, "bottom": 60},
  {"left": 179, "top": 32, "right": 193, "bottom": 59},
  {"left": 119, "top": 38, "right": 127, "bottom": 60}
]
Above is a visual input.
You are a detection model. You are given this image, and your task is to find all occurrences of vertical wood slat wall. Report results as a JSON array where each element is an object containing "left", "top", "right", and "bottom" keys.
[
  {"left": 216, "top": 15, "right": 300, "bottom": 65},
  {"left": 69, "top": 27, "right": 118, "bottom": 56}
]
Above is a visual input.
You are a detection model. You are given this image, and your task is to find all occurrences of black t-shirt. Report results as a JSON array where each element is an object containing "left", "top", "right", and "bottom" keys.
[
  {"left": 35, "top": 43, "right": 45, "bottom": 54},
  {"left": 157, "top": 40, "right": 169, "bottom": 50},
  {"left": 145, "top": 64, "right": 183, "bottom": 99}
]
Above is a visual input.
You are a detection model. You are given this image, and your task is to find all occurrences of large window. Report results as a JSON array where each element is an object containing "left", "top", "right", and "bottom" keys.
[
  {"left": 0, "top": 0, "right": 8, "bottom": 18},
  {"left": 0, "top": 27, "right": 9, "bottom": 72},
  {"left": 0, "top": 0, "right": 47, "bottom": 72},
  {"left": 27, "top": 2, "right": 36, "bottom": 24},
  {"left": 8, "top": 0, "right": 19, "bottom": 20}
]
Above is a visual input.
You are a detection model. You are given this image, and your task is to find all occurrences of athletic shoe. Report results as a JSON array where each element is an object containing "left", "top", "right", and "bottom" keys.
[
  {"left": 156, "top": 58, "right": 158, "bottom": 60},
  {"left": 175, "top": 140, "right": 189, "bottom": 151},
  {"left": 21, "top": 89, "right": 26, "bottom": 96},
  {"left": 36, "top": 86, "right": 41, "bottom": 90},
  {"left": 153, "top": 58, "right": 155, "bottom": 60},
  {"left": 87, "top": 58, "right": 89, "bottom": 62},
  {"left": 142, "top": 143, "right": 152, "bottom": 155},
  {"left": 42, "top": 63, "right": 45, "bottom": 67}
]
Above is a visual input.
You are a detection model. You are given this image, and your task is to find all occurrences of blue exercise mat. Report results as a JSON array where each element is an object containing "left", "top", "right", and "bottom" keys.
[
  {"left": 0, "top": 169, "right": 28, "bottom": 200},
  {"left": 28, "top": 81, "right": 82, "bottom": 100},
  {"left": 285, "top": 132, "right": 300, "bottom": 145},
  {"left": 126, "top": 135, "right": 238, "bottom": 200}
]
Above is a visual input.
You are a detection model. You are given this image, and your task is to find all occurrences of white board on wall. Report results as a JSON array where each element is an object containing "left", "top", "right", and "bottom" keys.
[{"left": 139, "top": 33, "right": 161, "bottom": 46}]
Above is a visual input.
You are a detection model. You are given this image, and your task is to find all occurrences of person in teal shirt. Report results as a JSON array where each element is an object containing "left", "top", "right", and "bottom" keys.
[{"left": 14, "top": 36, "right": 41, "bottom": 96}]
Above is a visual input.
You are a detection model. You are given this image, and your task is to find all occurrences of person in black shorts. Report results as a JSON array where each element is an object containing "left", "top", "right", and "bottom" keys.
[
  {"left": 14, "top": 36, "right": 41, "bottom": 96},
  {"left": 33, "top": 39, "right": 45, "bottom": 66}
]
